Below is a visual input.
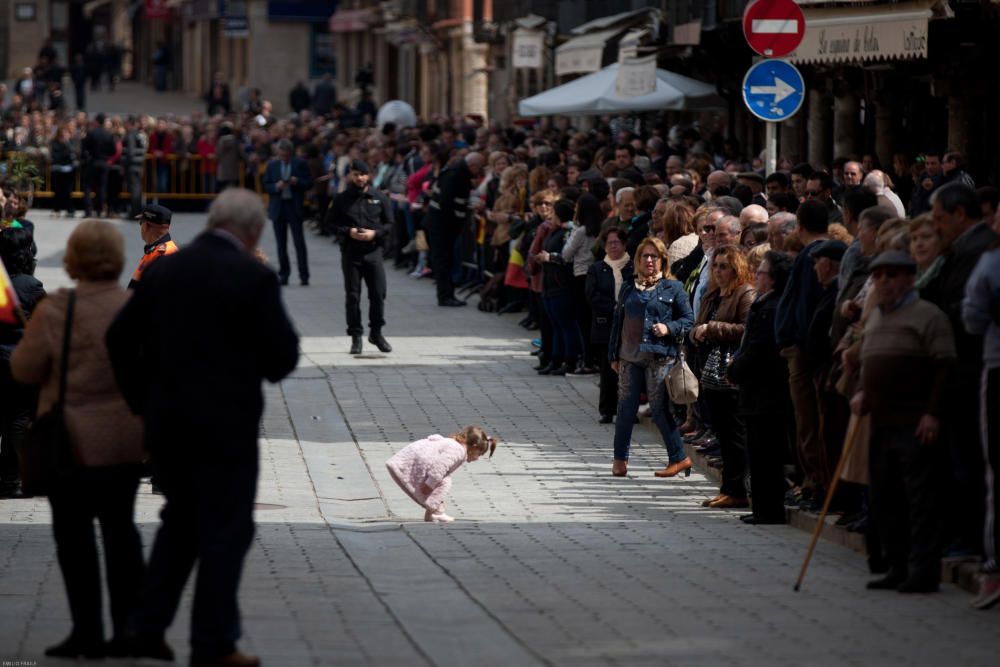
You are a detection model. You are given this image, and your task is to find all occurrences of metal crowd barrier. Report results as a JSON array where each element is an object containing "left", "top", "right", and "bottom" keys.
[{"left": 0, "top": 154, "right": 265, "bottom": 202}]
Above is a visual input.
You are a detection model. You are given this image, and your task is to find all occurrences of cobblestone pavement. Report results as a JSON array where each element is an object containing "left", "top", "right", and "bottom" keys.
[{"left": 2, "top": 211, "right": 998, "bottom": 666}]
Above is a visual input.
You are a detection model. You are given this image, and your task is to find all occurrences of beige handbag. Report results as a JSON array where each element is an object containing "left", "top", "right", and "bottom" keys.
[{"left": 666, "top": 347, "right": 699, "bottom": 405}]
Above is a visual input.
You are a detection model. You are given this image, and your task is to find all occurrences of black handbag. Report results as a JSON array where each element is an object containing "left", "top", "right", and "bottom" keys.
[
  {"left": 700, "top": 343, "right": 734, "bottom": 391},
  {"left": 21, "top": 290, "right": 76, "bottom": 496}
]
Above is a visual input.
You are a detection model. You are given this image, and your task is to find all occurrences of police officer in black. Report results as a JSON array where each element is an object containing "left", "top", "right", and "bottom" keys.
[{"left": 326, "top": 159, "right": 394, "bottom": 354}]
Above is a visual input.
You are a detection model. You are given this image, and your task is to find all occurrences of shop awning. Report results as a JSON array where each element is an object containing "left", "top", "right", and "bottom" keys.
[
  {"left": 519, "top": 63, "right": 724, "bottom": 116},
  {"left": 787, "top": 0, "right": 948, "bottom": 64}
]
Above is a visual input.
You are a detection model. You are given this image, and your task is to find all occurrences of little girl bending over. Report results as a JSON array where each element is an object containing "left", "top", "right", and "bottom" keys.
[{"left": 386, "top": 426, "right": 497, "bottom": 522}]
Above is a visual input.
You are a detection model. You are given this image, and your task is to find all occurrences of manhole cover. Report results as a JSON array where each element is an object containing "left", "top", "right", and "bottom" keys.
[{"left": 254, "top": 503, "right": 286, "bottom": 510}]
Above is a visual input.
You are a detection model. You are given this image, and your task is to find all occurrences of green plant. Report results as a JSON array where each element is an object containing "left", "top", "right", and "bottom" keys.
[{"left": 3, "top": 152, "right": 44, "bottom": 191}]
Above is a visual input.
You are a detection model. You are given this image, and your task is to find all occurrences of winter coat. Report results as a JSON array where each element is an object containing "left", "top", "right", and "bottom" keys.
[
  {"left": 385, "top": 434, "right": 467, "bottom": 511},
  {"left": 728, "top": 291, "right": 792, "bottom": 415},
  {"left": 585, "top": 258, "right": 634, "bottom": 344},
  {"left": 11, "top": 282, "right": 144, "bottom": 467}
]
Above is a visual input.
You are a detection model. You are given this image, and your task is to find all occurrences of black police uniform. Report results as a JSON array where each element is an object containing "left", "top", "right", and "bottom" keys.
[{"left": 325, "top": 182, "right": 394, "bottom": 338}]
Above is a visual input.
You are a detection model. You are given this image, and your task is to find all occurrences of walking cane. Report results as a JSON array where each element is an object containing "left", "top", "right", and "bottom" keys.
[{"left": 793, "top": 415, "right": 860, "bottom": 591}]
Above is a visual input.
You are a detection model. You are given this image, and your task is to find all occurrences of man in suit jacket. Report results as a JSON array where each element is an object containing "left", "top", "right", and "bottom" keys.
[
  {"left": 263, "top": 139, "right": 313, "bottom": 286},
  {"left": 925, "top": 182, "right": 1000, "bottom": 557},
  {"left": 106, "top": 188, "right": 299, "bottom": 667}
]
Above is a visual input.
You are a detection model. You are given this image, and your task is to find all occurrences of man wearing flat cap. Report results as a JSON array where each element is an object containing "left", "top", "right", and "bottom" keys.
[
  {"left": 129, "top": 204, "right": 178, "bottom": 289},
  {"left": 325, "top": 159, "right": 394, "bottom": 354},
  {"left": 850, "top": 250, "right": 956, "bottom": 593},
  {"left": 263, "top": 139, "right": 313, "bottom": 286}
]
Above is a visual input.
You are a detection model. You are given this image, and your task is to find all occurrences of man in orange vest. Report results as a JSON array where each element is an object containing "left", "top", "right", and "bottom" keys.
[{"left": 129, "top": 204, "right": 178, "bottom": 289}]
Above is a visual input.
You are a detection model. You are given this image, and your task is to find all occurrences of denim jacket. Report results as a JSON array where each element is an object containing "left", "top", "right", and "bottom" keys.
[{"left": 609, "top": 278, "right": 695, "bottom": 362}]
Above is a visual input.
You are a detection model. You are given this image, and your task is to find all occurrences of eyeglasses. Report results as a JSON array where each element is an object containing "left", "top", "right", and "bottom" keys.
[
  {"left": 805, "top": 190, "right": 822, "bottom": 198},
  {"left": 640, "top": 253, "right": 661, "bottom": 261},
  {"left": 713, "top": 263, "right": 732, "bottom": 271},
  {"left": 873, "top": 270, "right": 902, "bottom": 280},
  {"left": 700, "top": 225, "right": 716, "bottom": 234}
]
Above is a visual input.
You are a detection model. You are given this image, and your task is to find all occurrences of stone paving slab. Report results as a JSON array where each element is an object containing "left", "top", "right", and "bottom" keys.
[{"left": 2, "top": 211, "right": 999, "bottom": 666}]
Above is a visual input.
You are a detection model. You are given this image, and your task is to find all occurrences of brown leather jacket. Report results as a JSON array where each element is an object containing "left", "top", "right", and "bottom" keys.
[
  {"left": 11, "top": 282, "right": 144, "bottom": 468},
  {"left": 693, "top": 283, "right": 757, "bottom": 345}
]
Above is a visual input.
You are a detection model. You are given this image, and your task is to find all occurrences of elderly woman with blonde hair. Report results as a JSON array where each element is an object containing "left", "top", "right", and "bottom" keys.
[{"left": 12, "top": 219, "right": 145, "bottom": 659}]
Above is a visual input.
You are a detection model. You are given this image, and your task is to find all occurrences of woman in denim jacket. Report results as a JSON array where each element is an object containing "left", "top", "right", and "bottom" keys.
[{"left": 609, "top": 237, "right": 695, "bottom": 477}]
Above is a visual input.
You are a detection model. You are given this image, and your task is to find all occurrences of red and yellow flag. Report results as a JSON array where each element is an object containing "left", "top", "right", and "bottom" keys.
[{"left": 0, "top": 257, "right": 22, "bottom": 326}]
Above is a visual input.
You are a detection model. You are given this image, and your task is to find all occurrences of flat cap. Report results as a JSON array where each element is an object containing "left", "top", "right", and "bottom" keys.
[{"left": 869, "top": 249, "right": 917, "bottom": 272}]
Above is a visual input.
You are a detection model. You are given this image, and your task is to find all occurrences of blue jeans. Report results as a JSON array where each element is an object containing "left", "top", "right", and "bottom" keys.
[
  {"left": 614, "top": 358, "right": 685, "bottom": 462},
  {"left": 543, "top": 293, "right": 581, "bottom": 363}
]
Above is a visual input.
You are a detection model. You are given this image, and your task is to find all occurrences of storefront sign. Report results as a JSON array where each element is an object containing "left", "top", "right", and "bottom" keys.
[
  {"left": 221, "top": 0, "right": 248, "bottom": 37},
  {"left": 615, "top": 54, "right": 656, "bottom": 98},
  {"left": 787, "top": 6, "right": 931, "bottom": 64},
  {"left": 512, "top": 29, "right": 545, "bottom": 69}
]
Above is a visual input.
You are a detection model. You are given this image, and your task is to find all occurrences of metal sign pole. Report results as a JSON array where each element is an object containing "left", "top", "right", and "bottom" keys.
[{"left": 766, "top": 121, "right": 777, "bottom": 176}]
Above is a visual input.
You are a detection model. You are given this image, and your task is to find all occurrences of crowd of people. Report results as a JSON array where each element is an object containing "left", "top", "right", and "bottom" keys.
[{"left": 312, "top": 120, "right": 1000, "bottom": 609}]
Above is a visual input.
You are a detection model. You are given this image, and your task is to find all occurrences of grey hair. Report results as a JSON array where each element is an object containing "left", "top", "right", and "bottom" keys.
[
  {"left": 277, "top": 138, "right": 294, "bottom": 153},
  {"left": 615, "top": 187, "right": 635, "bottom": 204},
  {"left": 717, "top": 215, "right": 742, "bottom": 235},
  {"left": 206, "top": 188, "right": 266, "bottom": 240},
  {"left": 863, "top": 171, "right": 885, "bottom": 194},
  {"left": 771, "top": 212, "right": 798, "bottom": 234}
]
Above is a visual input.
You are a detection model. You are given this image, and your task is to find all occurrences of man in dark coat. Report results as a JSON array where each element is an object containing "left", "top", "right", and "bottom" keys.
[
  {"left": 81, "top": 113, "right": 116, "bottom": 217},
  {"left": 288, "top": 81, "right": 311, "bottom": 114},
  {"left": 263, "top": 139, "right": 314, "bottom": 286},
  {"left": 106, "top": 188, "right": 299, "bottom": 667},
  {"left": 325, "top": 160, "right": 394, "bottom": 354},
  {"left": 924, "top": 182, "right": 1000, "bottom": 556},
  {"left": 425, "top": 152, "right": 484, "bottom": 306}
]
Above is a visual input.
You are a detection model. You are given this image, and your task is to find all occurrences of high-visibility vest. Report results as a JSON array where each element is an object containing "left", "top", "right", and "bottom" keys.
[{"left": 130, "top": 239, "right": 179, "bottom": 287}]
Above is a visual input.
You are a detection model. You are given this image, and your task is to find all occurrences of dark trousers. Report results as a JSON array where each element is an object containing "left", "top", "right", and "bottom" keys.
[
  {"left": 52, "top": 170, "right": 75, "bottom": 214},
  {"left": 530, "top": 291, "right": 551, "bottom": 363},
  {"left": 982, "top": 368, "right": 1000, "bottom": 572},
  {"left": 573, "top": 276, "right": 594, "bottom": 365},
  {"left": 0, "top": 357, "right": 34, "bottom": 482},
  {"left": 107, "top": 166, "right": 123, "bottom": 213},
  {"left": 342, "top": 249, "right": 386, "bottom": 336},
  {"left": 745, "top": 414, "right": 788, "bottom": 521},
  {"left": 542, "top": 293, "right": 581, "bottom": 364},
  {"left": 947, "top": 368, "right": 986, "bottom": 555},
  {"left": 49, "top": 466, "right": 143, "bottom": 641},
  {"left": 704, "top": 388, "right": 747, "bottom": 498},
  {"left": 138, "top": 456, "right": 257, "bottom": 657},
  {"left": 84, "top": 163, "right": 109, "bottom": 215},
  {"left": 428, "top": 223, "right": 458, "bottom": 303},
  {"left": 787, "top": 349, "right": 829, "bottom": 496},
  {"left": 127, "top": 168, "right": 144, "bottom": 217},
  {"left": 597, "top": 349, "right": 618, "bottom": 418},
  {"left": 869, "top": 424, "right": 942, "bottom": 581},
  {"left": 272, "top": 201, "right": 309, "bottom": 282}
]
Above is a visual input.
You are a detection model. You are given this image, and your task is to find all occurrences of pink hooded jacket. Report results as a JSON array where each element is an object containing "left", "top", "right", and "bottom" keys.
[{"left": 385, "top": 434, "right": 467, "bottom": 511}]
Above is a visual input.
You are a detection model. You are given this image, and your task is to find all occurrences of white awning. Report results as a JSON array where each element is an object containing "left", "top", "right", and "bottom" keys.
[
  {"left": 787, "top": 0, "right": 947, "bottom": 64},
  {"left": 555, "top": 28, "right": 620, "bottom": 76}
]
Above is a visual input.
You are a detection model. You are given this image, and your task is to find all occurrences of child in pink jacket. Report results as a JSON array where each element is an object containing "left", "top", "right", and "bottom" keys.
[{"left": 386, "top": 425, "right": 497, "bottom": 522}]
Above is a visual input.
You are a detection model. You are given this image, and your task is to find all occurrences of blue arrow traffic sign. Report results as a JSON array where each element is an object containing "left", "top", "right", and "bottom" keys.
[{"left": 742, "top": 59, "right": 805, "bottom": 122}]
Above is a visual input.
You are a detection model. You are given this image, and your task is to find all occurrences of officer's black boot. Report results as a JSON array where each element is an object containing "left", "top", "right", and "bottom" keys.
[
  {"left": 350, "top": 336, "right": 363, "bottom": 354},
  {"left": 369, "top": 329, "right": 392, "bottom": 353}
]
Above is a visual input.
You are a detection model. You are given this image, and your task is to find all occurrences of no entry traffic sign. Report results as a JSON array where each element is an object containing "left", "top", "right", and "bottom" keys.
[{"left": 743, "top": 0, "right": 806, "bottom": 58}]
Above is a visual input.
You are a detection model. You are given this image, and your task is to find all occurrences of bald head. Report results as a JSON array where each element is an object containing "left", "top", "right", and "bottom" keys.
[
  {"left": 707, "top": 170, "right": 734, "bottom": 193},
  {"left": 740, "top": 204, "right": 768, "bottom": 226},
  {"left": 843, "top": 161, "right": 864, "bottom": 186}
]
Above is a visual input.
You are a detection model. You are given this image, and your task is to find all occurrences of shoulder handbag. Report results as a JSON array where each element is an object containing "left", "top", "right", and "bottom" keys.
[
  {"left": 700, "top": 343, "right": 734, "bottom": 391},
  {"left": 666, "top": 344, "right": 699, "bottom": 405},
  {"left": 21, "top": 291, "right": 77, "bottom": 496}
]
